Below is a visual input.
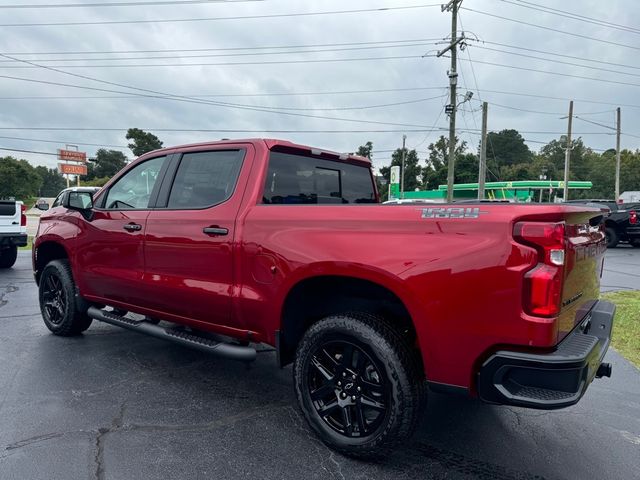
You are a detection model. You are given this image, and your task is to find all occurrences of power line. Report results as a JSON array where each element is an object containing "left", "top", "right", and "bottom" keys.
[
  {"left": 1, "top": 82, "right": 635, "bottom": 111},
  {"left": 1, "top": 37, "right": 443, "bottom": 57},
  {"left": 0, "top": 146, "right": 58, "bottom": 156},
  {"left": 0, "top": 0, "right": 261, "bottom": 8},
  {"left": 0, "top": 127, "right": 450, "bottom": 134},
  {"left": 477, "top": 88, "right": 640, "bottom": 110},
  {"left": 238, "top": 95, "right": 448, "bottom": 112},
  {"left": 476, "top": 100, "right": 564, "bottom": 116},
  {"left": 0, "top": 41, "right": 440, "bottom": 63},
  {"left": 456, "top": 56, "right": 640, "bottom": 90},
  {"left": 457, "top": 13, "right": 500, "bottom": 181},
  {"left": 481, "top": 40, "right": 640, "bottom": 72},
  {"left": 0, "top": 61, "right": 444, "bottom": 130},
  {"left": 0, "top": 134, "right": 127, "bottom": 149},
  {"left": 0, "top": 126, "right": 614, "bottom": 135},
  {"left": 0, "top": 86, "right": 448, "bottom": 100},
  {"left": 409, "top": 94, "right": 448, "bottom": 150},
  {"left": 462, "top": 7, "right": 640, "bottom": 53},
  {"left": 0, "top": 4, "right": 441, "bottom": 28},
  {"left": 471, "top": 44, "right": 640, "bottom": 79},
  {"left": 522, "top": 138, "right": 610, "bottom": 152},
  {"left": 500, "top": 0, "right": 640, "bottom": 36},
  {"left": 0, "top": 53, "right": 426, "bottom": 69},
  {"left": 573, "top": 116, "right": 616, "bottom": 131}
]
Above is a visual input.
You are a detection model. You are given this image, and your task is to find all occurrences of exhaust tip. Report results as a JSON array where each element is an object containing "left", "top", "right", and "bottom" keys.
[{"left": 596, "top": 362, "right": 612, "bottom": 378}]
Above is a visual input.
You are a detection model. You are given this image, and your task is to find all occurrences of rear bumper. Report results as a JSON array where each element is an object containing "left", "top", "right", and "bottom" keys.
[
  {"left": 478, "top": 300, "right": 615, "bottom": 409},
  {"left": 0, "top": 233, "right": 28, "bottom": 248}
]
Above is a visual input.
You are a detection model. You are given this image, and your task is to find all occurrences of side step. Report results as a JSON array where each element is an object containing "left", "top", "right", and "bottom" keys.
[{"left": 87, "top": 306, "right": 256, "bottom": 362}]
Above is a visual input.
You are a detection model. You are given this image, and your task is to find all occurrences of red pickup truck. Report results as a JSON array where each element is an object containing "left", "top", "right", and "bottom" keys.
[{"left": 33, "top": 139, "right": 614, "bottom": 457}]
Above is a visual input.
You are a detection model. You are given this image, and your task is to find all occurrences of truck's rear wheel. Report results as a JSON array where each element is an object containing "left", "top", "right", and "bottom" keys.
[
  {"left": 293, "top": 313, "right": 424, "bottom": 458},
  {"left": 39, "top": 259, "right": 93, "bottom": 336},
  {"left": 605, "top": 227, "right": 619, "bottom": 248},
  {"left": 0, "top": 246, "right": 18, "bottom": 269}
]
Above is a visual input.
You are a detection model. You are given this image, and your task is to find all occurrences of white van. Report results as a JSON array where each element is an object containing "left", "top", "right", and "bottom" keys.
[{"left": 619, "top": 191, "right": 640, "bottom": 203}]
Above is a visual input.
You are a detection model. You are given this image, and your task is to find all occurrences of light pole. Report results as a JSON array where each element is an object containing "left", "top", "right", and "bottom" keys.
[{"left": 538, "top": 169, "right": 547, "bottom": 202}]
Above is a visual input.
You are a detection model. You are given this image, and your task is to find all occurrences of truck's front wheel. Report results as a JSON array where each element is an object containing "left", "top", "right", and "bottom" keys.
[
  {"left": 293, "top": 313, "right": 424, "bottom": 458},
  {"left": 39, "top": 259, "right": 93, "bottom": 336}
]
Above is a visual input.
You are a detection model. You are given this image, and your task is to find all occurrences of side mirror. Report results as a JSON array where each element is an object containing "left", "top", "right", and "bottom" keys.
[
  {"left": 36, "top": 203, "right": 49, "bottom": 211},
  {"left": 64, "top": 191, "right": 93, "bottom": 211}
]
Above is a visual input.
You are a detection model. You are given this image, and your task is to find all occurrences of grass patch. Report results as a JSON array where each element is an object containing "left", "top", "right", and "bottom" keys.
[{"left": 602, "top": 290, "right": 640, "bottom": 368}]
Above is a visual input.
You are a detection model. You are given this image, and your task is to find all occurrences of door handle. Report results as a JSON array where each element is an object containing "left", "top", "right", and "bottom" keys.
[
  {"left": 123, "top": 223, "right": 142, "bottom": 232},
  {"left": 203, "top": 226, "right": 228, "bottom": 236}
]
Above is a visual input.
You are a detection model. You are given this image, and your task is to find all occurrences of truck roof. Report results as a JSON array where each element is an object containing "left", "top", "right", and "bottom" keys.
[{"left": 139, "top": 138, "right": 371, "bottom": 166}]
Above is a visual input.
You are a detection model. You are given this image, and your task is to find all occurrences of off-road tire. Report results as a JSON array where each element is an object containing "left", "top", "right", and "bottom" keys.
[
  {"left": 39, "top": 259, "right": 93, "bottom": 336},
  {"left": 605, "top": 227, "right": 619, "bottom": 248},
  {"left": 293, "top": 312, "right": 425, "bottom": 458},
  {"left": 0, "top": 246, "right": 18, "bottom": 269}
]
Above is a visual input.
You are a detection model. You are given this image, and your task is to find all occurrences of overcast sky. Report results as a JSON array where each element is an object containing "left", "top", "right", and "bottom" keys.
[{"left": 0, "top": 0, "right": 638, "bottom": 173}]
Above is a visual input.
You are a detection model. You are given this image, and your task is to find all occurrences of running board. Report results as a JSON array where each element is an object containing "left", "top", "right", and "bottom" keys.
[{"left": 87, "top": 306, "right": 256, "bottom": 362}]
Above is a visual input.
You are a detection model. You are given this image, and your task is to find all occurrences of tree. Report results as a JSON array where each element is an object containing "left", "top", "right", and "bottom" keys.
[
  {"left": 0, "top": 156, "right": 42, "bottom": 199},
  {"left": 355, "top": 141, "right": 387, "bottom": 200},
  {"left": 87, "top": 149, "right": 128, "bottom": 180},
  {"left": 34, "top": 166, "right": 66, "bottom": 196},
  {"left": 422, "top": 135, "right": 467, "bottom": 189},
  {"left": 454, "top": 153, "right": 480, "bottom": 183},
  {"left": 126, "top": 128, "right": 163, "bottom": 157},
  {"left": 379, "top": 147, "right": 422, "bottom": 195},
  {"left": 485, "top": 129, "right": 532, "bottom": 167},
  {"left": 538, "top": 136, "right": 588, "bottom": 179},
  {"left": 356, "top": 141, "right": 373, "bottom": 159},
  {"left": 587, "top": 149, "right": 640, "bottom": 199}
]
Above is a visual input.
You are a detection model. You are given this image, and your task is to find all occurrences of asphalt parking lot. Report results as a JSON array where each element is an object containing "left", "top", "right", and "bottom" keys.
[{"left": 1, "top": 251, "right": 639, "bottom": 480}]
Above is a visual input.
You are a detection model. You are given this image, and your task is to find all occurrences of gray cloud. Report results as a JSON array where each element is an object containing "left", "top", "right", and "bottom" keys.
[{"left": 0, "top": 0, "right": 637, "bottom": 173}]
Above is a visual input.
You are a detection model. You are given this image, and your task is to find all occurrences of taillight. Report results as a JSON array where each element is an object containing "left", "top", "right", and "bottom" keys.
[
  {"left": 630, "top": 210, "right": 638, "bottom": 225},
  {"left": 20, "top": 204, "right": 27, "bottom": 227},
  {"left": 514, "top": 221, "right": 565, "bottom": 317}
]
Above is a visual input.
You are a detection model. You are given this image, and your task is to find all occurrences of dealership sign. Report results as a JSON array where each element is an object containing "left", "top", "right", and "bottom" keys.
[
  {"left": 59, "top": 163, "right": 88, "bottom": 176},
  {"left": 57, "top": 149, "right": 87, "bottom": 163}
]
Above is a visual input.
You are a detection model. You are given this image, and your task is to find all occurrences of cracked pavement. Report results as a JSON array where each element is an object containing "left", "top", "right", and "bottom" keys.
[{"left": 1, "top": 251, "right": 639, "bottom": 480}]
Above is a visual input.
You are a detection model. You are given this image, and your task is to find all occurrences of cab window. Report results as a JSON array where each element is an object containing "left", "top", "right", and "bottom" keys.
[
  {"left": 104, "top": 156, "right": 166, "bottom": 210},
  {"left": 167, "top": 150, "right": 244, "bottom": 209}
]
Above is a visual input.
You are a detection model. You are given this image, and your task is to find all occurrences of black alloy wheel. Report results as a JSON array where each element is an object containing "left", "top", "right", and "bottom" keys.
[
  {"left": 42, "top": 272, "right": 67, "bottom": 326},
  {"left": 307, "top": 340, "right": 389, "bottom": 438},
  {"left": 294, "top": 313, "right": 425, "bottom": 458},
  {"left": 39, "top": 259, "right": 93, "bottom": 336}
]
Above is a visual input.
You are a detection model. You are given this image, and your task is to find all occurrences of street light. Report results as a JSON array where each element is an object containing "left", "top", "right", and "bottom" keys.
[{"left": 538, "top": 169, "right": 548, "bottom": 202}]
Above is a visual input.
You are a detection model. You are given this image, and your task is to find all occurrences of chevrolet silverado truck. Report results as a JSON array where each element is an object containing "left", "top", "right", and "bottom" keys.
[
  {"left": 33, "top": 139, "right": 615, "bottom": 457},
  {"left": 0, "top": 199, "right": 28, "bottom": 268}
]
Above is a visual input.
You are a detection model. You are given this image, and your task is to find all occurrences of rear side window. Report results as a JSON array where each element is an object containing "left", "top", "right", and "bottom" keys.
[
  {"left": 167, "top": 150, "right": 244, "bottom": 209},
  {"left": 262, "top": 152, "right": 376, "bottom": 204}
]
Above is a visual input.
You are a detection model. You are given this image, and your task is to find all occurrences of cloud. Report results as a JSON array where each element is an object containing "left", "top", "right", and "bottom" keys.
[{"left": 0, "top": 0, "right": 637, "bottom": 174}]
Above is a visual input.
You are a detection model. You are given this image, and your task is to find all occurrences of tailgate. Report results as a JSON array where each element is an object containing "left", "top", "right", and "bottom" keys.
[
  {"left": 0, "top": 201, "right": 21, "bottom": 234},
  {"left": 558, "top": 211, "right": 606, "bottom": 340}
]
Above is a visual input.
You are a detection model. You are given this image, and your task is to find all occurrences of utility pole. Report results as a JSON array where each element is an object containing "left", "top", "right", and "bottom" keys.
[
  {"left": 438, "top": 0, "right": 463, "bottom": 203},
  {"left": 615, "top": 107, "right": 621, "bottom": 201},
  {"left": 478, "top": 101, "right": 488, "bottom": 200},
  {"left": 400, "top": 134, "right": 407, "bottom": 199},
  {"left": 563, "top": 100, "right": 573, "bottom": 201}
]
